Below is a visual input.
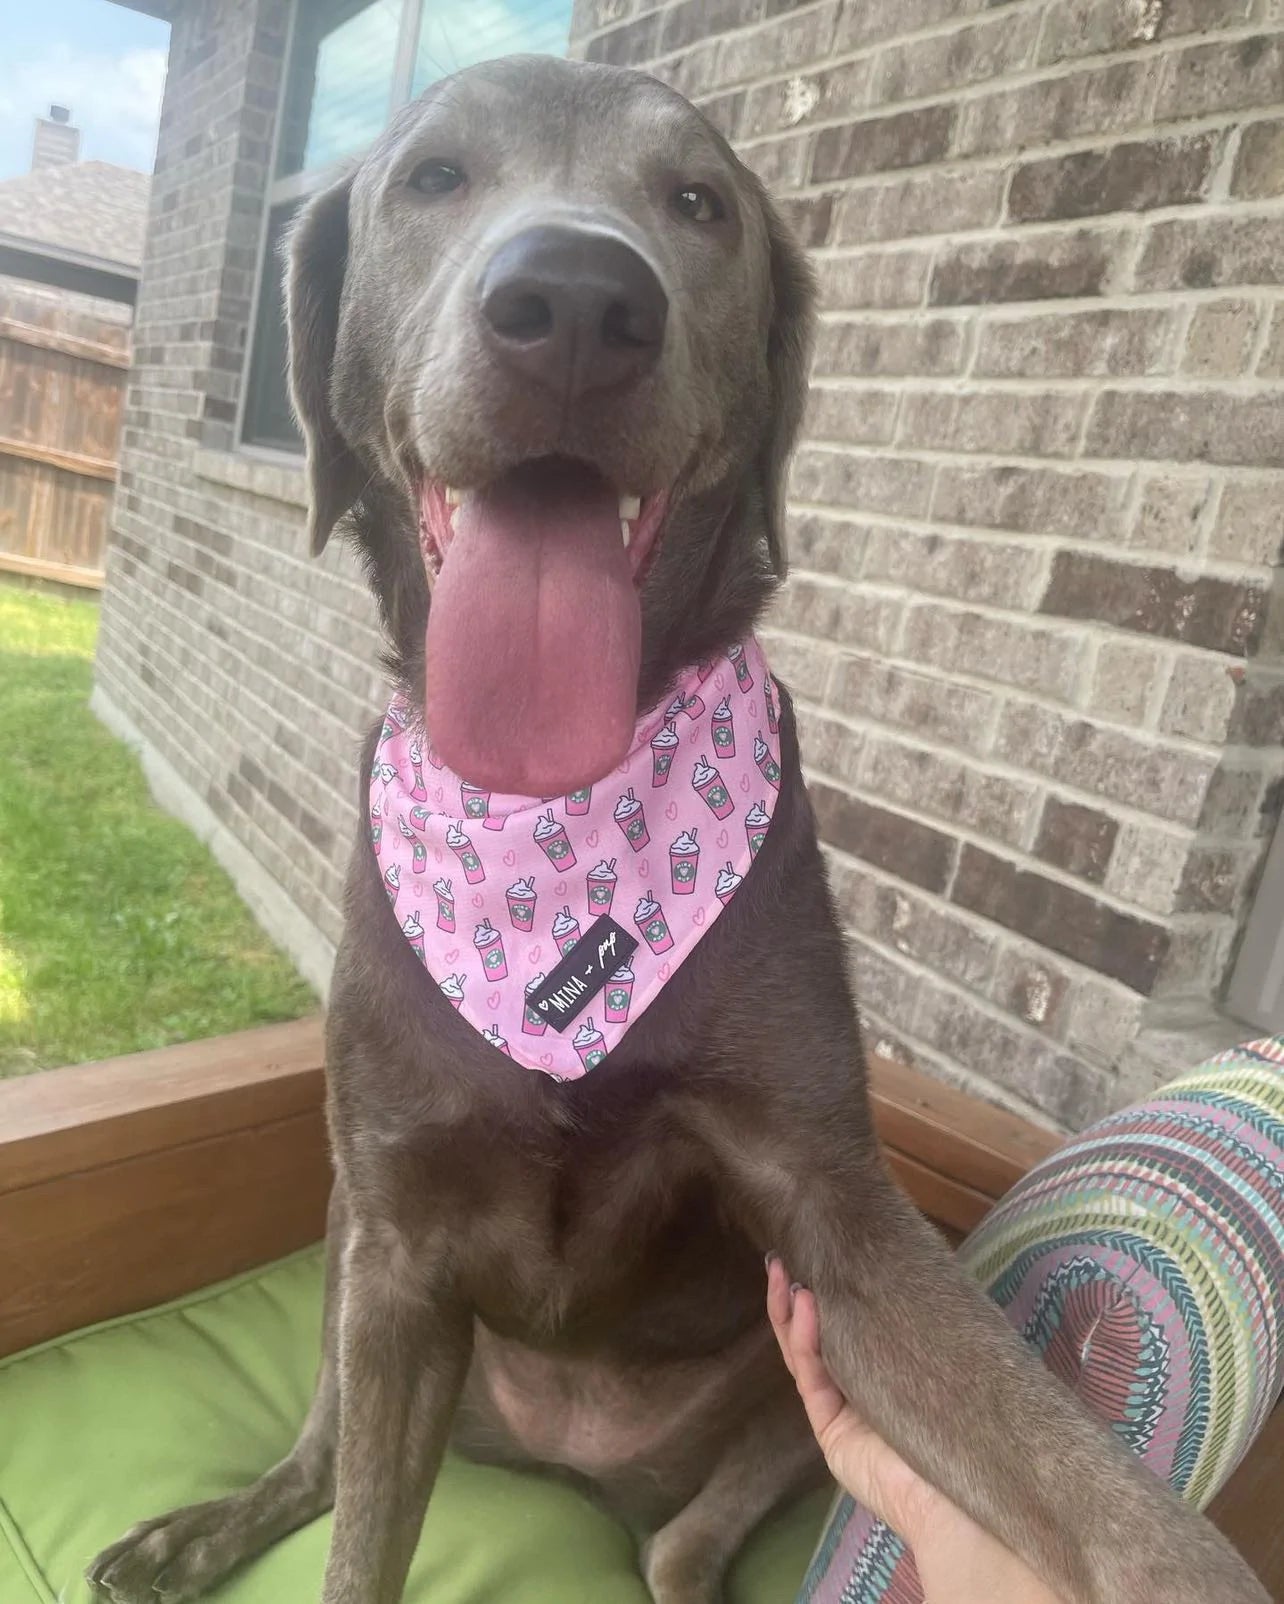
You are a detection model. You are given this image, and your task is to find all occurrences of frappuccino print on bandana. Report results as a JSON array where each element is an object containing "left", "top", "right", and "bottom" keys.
[{"left": 370, "top": 637, "right": 783, "bottom": 1080}]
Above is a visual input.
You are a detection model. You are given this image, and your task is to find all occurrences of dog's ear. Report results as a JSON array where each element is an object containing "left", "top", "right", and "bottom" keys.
[
  {"left": 757, "top": 197, "right": 816, "bottom": 581},
  {"left": 285, "top": 170, "right": 364, "bottom": 556}
]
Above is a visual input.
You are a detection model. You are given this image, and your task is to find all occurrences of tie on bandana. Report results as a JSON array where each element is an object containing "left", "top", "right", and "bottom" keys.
[{"left": 370, "top": 637, "right": 782, "bottom": 1080}]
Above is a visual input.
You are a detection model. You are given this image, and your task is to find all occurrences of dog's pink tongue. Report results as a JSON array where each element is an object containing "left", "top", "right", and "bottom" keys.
[{"left": 424, "top": 464, "right": 640, "bottom": 796}]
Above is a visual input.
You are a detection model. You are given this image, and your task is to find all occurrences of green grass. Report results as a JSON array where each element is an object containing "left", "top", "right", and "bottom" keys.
[{"left": 0, "top": 583, "right": 316, "bottom": 1075}]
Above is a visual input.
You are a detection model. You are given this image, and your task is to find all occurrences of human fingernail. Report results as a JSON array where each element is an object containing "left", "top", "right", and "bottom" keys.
[{"left": 764, "top": 1251, "right": 778, "bottom": 1270}]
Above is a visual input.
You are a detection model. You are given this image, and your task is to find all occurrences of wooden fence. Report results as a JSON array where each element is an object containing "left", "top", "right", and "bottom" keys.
[{"left": 0, "top": 281, "right": 130, "bottom": 590}]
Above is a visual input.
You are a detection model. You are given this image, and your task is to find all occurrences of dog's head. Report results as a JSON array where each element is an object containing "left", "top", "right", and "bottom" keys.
[{"left": 287, "top": 55, "right": 813, "bottom": 796}]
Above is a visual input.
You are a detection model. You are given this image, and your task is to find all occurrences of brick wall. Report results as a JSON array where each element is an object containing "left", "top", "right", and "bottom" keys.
[
  {"left": 97, "top": 0, "right": 1284, "bottom": 1125},
  {"left": 573, "top": 0, "right": 1284, "bottom": 1125},
  {"left": 94, "top": 0, "right": 385, "bottom": 986}
]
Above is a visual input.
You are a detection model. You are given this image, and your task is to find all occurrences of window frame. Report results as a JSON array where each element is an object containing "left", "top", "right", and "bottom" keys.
[{"left": 235, "top": 0, "right": 426, "bottom": 457}]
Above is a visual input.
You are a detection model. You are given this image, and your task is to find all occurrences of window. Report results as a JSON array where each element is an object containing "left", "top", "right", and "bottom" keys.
[{"left": 240, "top": 0, "right": 573, "bottom": 451}]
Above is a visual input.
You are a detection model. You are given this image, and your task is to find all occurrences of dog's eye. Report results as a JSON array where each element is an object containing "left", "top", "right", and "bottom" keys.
[
  {"left": 408, "top": 160, "right": 466, "bottom": 197},
  {"left": 671, "top": 183, "right": 724, "bottom": 224}
]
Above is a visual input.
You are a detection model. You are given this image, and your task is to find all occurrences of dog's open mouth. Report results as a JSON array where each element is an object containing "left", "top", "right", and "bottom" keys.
[{"left": 419, "top": 457, "right": 669, "bottom": 797}]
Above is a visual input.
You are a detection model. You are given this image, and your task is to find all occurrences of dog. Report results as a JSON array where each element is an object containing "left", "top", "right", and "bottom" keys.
[{"left": 88, "top": 55, "right": 1269, "bottom": 1604}]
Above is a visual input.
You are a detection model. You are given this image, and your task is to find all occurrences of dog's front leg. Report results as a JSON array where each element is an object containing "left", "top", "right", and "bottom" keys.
[
  {"left": 687, "top": 1077, "right": 1269, "bottom": 1604},
  {"left": 320, "top": 1218, "right": 471, "bottom": 1604}
]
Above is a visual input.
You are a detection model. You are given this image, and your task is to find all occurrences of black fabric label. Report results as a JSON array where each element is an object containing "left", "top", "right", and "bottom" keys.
[{"left": 527, "top": 916, "right": 639, "bottom": 1034}]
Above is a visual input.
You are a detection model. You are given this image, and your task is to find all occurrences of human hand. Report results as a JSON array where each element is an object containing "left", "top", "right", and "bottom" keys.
[{"left": 766, "top": 1255, "right": 1065, "bottom": 1604}]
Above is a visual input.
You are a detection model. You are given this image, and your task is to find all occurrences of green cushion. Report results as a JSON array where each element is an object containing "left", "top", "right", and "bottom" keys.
[{"left": 0, "top": 1248, "right": 828, "bottom": 1602}]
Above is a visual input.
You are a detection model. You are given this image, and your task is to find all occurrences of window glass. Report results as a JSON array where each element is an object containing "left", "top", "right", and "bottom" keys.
[
  {"left": 242, "top": 203, "right": 303, "bottom": 451},
  {"left": 278, "top": 0, "right": 402, "bottom": 178},
  {"left": 411, "top": 0, "right": 573, "bottom": 95}
]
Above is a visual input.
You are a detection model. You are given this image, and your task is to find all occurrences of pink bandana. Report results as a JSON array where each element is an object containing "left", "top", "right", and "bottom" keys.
[{"left": 370, "top": 637, "right": 783, "bottom": 1080}]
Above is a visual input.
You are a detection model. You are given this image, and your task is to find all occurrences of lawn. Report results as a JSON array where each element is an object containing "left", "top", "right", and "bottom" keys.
[{"left": 0, "top": 583, "right": 316, "bottom": 1076}]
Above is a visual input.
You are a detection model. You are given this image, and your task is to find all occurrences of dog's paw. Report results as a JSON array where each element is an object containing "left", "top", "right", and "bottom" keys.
[
  {"left": 639, "top": 1529, "right": 725, "bottom": 1604},
  {"left": 86, "top": 1498, "right": 254, "bottom": 1604}
]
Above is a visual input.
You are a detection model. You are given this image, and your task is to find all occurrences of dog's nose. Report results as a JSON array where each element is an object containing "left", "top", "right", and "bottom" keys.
[{"left": 479, "top": 226, "right": 667, "bottom": 398}]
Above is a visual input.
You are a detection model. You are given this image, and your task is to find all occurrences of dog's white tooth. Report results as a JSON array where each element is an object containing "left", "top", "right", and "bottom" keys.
[
  {"left": 619, "top": 493, "right": 641, "bottom": 520},
  {"left": 621, "top": 521, "right": 631, "bottom": 549},
  {"left": 445, "top": 486, "right": 462, "bottom": 507}
]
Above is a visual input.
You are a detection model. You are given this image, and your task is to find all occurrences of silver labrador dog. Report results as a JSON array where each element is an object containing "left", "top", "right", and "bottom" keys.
[{"left": 89, "top": 54, "right": 1268, "bottom": 1604}]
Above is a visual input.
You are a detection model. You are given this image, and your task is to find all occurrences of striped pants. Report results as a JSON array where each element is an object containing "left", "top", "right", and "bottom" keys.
[{"left": 800, "top": 1037, "right": 1284, "bottom": 1603}]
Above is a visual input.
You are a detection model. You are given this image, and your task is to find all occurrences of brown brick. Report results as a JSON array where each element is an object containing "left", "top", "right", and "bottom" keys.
[
  {"left": 1232, "top": 118, "right": 1284, "bottom": 199},
  {"left": 955, "top": 61, "right": 1158, "bottom": 159},
  {"left": 760, "top": 629, "right": 834, "bottom": 701},
  {"left": 1103, "top": 821, "right": 1187, "bottom": 915},
  {"left": 811, "top": 105, "right": 955, "bottom": 182},
  {"left": 694, "top": 89, "right": 744, "bottom": 140},
  {"left": 570, "top": 0, "right": 639, "bottom": 41},
  {"left": 1135, "top": 216, "right": 1284, "bottom": 292},
  {"left": 1085, "top": 389, "right": 1284, "bottom": 471},
  {"left": 812, "top": 317, "right": 965, "bottom": 378},
  {"left": 1009, "top": 134, "right": 1219, "bottom": 224},
  {"left": 740, "top": 59, "right": 871, "bottom": 140},
  {"left": 659, "top": 0, "right": 758, "bottom": 53},
  {"left": 797, "top": 708, "right": 864, "bottom": 785},
  {"left": 898, "top": 390, "right": 1085, "bottom": 458},
  {"left": 1126, "top": 473, "right": 1212, "bottom": 556},
  {"left": 816, "top": 249, "right": 932, "bottom": 311},
  {"left": 829, "top": 862, "right": 998, "bottom": 988},
  {"left": 1231, "top": 672, "right": 1284, "bottom": 746},
  {"left": 809, "top": 780, "right": 957, "bottom": 892},
  {"left": 1199, "top": 765, "right": 1279, "bottom": 839},
  {"left": 584, "top": 11, "right": 659, "bottom": 63},
  {"left": 952, "top": 842, "right": 1171, "bottom": 994},
  {"left": 788, "top": 447, "right": 935, "bottom": 517},
  {"left": 830, "top": 652, "right": 999, "bottom": 753},
  {"left": 647, "top": 38, "right": 720, "bottom": 98},
  {"left": 1255, "top": 304, "right": 1284, "bottom": 378},
  {"left": 776, "top": 192, "right": 837, "bottom": 249},
  {"left": 1035, "top": 796, "right": 1119, "bottom": 883},
  {"left": 869, "top": 12, "right": 1041, "bottom": 108},
  {"left": 1208, "top": 482, "right": 1284, "bottom": 565},
  {"left": 861, "top": 525, "right": 1048, "bottom": 611},
  {"left": 836, "top": 168, "right": 1005, "bottom": 247},
  {"left": 739, "top": 133, "right": 812, "bottom": 191},
  {"left": 804, "top": 386, "right": 900, "bottom": 447},
  {"left": 714, "top": 2, "right": 842, "bottom": 88},
  {"left": 1040, "top": 551, "right": 1266, "bottom": 655},
  {"left": 1154, "top": 34, "right": 1284, "bottom": 121},
  {"left": 991, "top": 945, "right": 1072, "bottom": 1035},
  {"left": 930, "top": 228, "right": 1120, "bottom": 306},
  {"left": 1066, "top": 974, "right": 1146, "bottom": 1071},
  {"left": 1183, "top": 300, "right": 1262, "bottom": 378},
  {"left": 931, "top": 463, "right": 1125, "bottom": 542},
  {"left": 774, "top": 572, "right": 888, "bottom": 645},
  {"left": 1089, "top": 637, "right": 1166, "bottom": 726},
  {"left": 783, "top": 512, "right": 868, "bottom": 579},
  {"left": 911, "top": 981, "right": 1111, "bottom": 1128},
  {"left": 835, "top": 0, "right": 993, "bottom": 51},
  {"left": 903, "top": 603, "right": 1086, "bottom": 702},
  {"left": 1178, "top": 844, "right": 1256, "bottom": 916},
  {"left": 860, "top": 735, "right": 1037, "bottom": 848},
  {"left": 1036, "top": 0, "right": 1164, "bottom": 64},
  {"left": 1159, "top": 655, "right": 1241, "bottom": 745},
  {"left": 974, "top": 308, "right": 1174, "bottom": 379}
]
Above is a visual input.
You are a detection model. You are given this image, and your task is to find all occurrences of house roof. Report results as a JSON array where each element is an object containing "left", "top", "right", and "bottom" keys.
[{"left": 0, "top": 161, "right": 150, "bottom": 276}]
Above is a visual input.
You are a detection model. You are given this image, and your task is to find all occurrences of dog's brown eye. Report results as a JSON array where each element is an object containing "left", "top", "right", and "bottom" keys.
[
  {"left": 409, "top": 160, "right": 466, "bottom": 197},
  {"left": 672, "top": 184, "right": 724, "bottom": 224}
]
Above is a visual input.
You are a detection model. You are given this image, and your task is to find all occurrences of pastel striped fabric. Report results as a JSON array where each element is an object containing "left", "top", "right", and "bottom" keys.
[{"left": 800, "top": 1036, "right": 1284, "bottom": 1604}]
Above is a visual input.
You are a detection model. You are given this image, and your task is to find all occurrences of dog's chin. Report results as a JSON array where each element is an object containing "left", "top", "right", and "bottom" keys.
[{"left": 417, "top": 456, "right": 672, "bottom": 797}]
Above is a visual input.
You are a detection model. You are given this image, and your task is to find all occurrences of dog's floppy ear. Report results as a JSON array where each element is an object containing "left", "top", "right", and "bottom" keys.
[
  {"left": 757, "top": 197, "right": 816, "bottom": 581},
  {"left": 285, "top": 170, "right": 364, "bottom": 556}
]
